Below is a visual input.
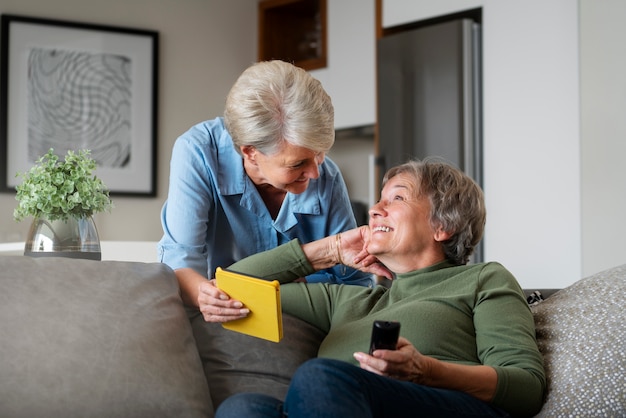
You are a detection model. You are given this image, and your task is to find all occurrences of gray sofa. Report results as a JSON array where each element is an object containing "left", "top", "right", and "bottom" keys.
[{"left": 0, "top": 255, "right": 623, "bottom": 417}]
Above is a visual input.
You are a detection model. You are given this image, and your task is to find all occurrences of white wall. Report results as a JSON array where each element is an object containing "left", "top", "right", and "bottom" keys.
[
  {"left": 580, "top": 0, "right": 626, "bottom": 277},
  {"left": 0, "top": 0, "right": 258, "bottom": 242},
  {"left": 383, "top": 0, "right": 582, "bottom": 288},
  {"left": 328, "top": 135, "right": 376, "bottom": 207}
]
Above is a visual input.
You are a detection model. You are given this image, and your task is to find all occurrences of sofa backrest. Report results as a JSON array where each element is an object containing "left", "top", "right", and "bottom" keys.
[{"left": 0, "top": 256, "right": 213, "bottom": 417}]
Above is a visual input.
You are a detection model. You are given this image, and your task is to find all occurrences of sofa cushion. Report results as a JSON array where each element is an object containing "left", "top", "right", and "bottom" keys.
[
  {"left": 531, "top": 264, "right": 625, "bottom": 417},
  {"left": 190, "top": 310, "right": 326, "bottom": 409},
  {"left": 0, "top": 256, "right": 213, "bottom": 418}
]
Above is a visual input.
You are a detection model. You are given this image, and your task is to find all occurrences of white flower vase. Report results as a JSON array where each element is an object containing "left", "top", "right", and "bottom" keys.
[{"left": 24, "top": 215, "right": 102, "bottom": 260}]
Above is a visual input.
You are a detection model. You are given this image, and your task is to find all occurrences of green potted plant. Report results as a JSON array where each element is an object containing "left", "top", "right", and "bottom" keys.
[{"left": 14, "top": 148, "right": 114, "bottom": 260}]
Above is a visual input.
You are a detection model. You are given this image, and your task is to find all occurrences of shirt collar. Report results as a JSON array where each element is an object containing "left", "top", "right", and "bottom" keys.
[
  {"left": 215, "top": 131, "right": 323, "bottom": 220},
  {"left": 216, "top": 129, "right": 246, "bottom": 195}
]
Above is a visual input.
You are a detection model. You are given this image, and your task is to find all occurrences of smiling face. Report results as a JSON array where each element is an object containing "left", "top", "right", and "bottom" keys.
[
  {"left": 367, "top": 173, "right": 449, "bottom": 273},
  {"left": 242, "top": 141, "right": 326, "bottom": 194}
]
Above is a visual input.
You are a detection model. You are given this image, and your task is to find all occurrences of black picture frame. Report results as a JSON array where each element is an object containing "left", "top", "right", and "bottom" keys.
[{"left": 0, "top": 14, "right": 158, "bottom": 196}]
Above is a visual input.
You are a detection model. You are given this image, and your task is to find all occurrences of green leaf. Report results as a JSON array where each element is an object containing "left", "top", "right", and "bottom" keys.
[{"left": 13, "top": 148, "right": 114, "bottom": 222}]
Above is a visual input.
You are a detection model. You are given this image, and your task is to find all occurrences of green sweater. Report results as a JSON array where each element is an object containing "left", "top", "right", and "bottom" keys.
[{"left": 229, "top": 239, "right": 546, "bottom": 417}]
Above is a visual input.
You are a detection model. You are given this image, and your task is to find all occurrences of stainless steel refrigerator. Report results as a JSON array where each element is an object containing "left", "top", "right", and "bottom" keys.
[{"left": 377, "top": 17, "right": 483, "bottom": 260}]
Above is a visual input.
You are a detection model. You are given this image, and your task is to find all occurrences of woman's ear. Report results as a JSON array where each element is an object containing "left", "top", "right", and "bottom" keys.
[
  {"left": 240, "top": 145, "right": 257, "bottom": 163},
  {"left": 434, "top": 227, "right": 452, "bottom": 242}
]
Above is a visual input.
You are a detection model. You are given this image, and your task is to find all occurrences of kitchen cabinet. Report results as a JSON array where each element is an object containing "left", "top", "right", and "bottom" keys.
[
  {"left": 257, "top": 0, "right": 375, "bottom": 129},
  {"left": 308, "top": 0, "right": 376, "bottom": 129},
  {"left": 258, "top": 0, "right": 327, "bottom": 71}
]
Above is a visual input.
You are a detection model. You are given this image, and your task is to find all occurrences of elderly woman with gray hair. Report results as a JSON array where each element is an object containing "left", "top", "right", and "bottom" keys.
[
  {"left": 159, "top": 60, "right": 373, "bottom": 314},
  {"left": 202, "top": 159, "right": 546, "bottom": 418}
]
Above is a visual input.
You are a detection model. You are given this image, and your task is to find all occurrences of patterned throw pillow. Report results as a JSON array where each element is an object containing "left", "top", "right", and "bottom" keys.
[{"left": 531, "top": 264, "right": 625, "bottom": 417}]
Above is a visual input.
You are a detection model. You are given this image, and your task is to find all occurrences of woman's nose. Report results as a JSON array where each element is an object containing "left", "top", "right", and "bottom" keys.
[
  {"left": 369, "top": 201, "right": 384, "bottom": 217},
  {"left": 304, "top": 162, "right": 320, "bottom": 179}
]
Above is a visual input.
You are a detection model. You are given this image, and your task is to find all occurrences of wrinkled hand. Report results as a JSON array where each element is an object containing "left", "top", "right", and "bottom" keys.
[
  {"left": 339, "top": 226, "right": 392, "bottom": 279},
  {"left": 197, "top": 279, "right": 250, "bottom": 323},
  {"left": 353, "top": 337, "right": 432, "bottom": 384}
]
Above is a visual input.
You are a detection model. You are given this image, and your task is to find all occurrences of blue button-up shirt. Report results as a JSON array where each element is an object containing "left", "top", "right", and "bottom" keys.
[{"left": 158, "top": 118, "right": 372, "bottom": 286}]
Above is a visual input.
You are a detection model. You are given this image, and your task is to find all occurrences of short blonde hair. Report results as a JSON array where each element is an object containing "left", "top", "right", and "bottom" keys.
[{"left": 224, "top": 60, "right": 335, "bottom": 156}]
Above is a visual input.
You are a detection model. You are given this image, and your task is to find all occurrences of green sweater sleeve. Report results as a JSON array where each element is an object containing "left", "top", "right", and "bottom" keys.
[
  {"left": 226, "top": 239, "right": 335, "bottom": 331},
  {"left": 473, "top": 263, "right": 546, "bottom": 416},
  {"left": 227, "top": 239, "right": 315, "bottom": 283}
]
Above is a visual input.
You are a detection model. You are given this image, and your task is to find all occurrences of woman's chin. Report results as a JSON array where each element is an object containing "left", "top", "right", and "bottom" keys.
[
  {"left": 286, "top": 181, "right": 310, "bottom": 194},
  {"left": 366, "top": 243, "right": 385, "bottom": 256}
]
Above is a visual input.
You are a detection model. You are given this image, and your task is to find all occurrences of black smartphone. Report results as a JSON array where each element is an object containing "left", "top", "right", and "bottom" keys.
[{"left": 369, "top": 320, "right": 400, "bottom": 354}]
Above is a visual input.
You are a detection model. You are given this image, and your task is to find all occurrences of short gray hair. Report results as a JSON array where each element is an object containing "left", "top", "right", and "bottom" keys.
[
  {"left": 224, "top": 60, "right": 335, "bottom": 156},
  {"left": 382, "top": 158, "right": 486, "bottom": 265}
]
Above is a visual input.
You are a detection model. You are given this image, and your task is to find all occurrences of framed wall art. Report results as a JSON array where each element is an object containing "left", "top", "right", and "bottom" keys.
[{"left": 0, "top": 14, "right": 158, "bottom": 196}]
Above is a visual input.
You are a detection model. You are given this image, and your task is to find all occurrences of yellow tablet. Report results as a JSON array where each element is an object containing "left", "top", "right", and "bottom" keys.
[{"left": 215, "top": 267, "right": 283, "bottom": 343}]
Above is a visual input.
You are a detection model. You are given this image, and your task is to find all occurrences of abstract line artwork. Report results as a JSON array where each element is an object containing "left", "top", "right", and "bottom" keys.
[
  {"left": 28, "top": 48, "right": 132, "bottom": 168},
  {"left": 1, "top": 14, "right": 158, "bottom": 196}
]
